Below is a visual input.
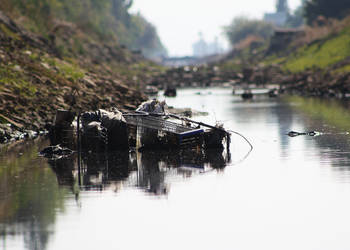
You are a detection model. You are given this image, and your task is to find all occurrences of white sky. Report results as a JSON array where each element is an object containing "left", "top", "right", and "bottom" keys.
[{"left": 130, "top": 0, "right": 302, "bottom": 57}]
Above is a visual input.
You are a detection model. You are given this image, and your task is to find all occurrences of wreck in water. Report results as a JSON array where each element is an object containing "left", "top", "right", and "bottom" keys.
[{"left": 48, "top": 107, "right": 231, "bottom": 155}]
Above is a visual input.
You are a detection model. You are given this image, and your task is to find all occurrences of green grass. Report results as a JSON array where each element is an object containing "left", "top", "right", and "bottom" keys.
[
  {"left": 42, "top": 57, "right": 85, "bottom": 83},
  {"left": 282, "top": 28, "right": 350, "bottom": 73},
  {"left": 0, "top": 65, "right": 23, "bottom": 84},
  {"left": 13, "top": 80, "right": 37, "bottom": 97},
  {"left": 262, "top": 54, "right": 286, "bottom": 66},
  {"left": 256, "top": 25, "right": 350, "bottom": 74},
  {"left": 0, "top": 23, "right": 20, "bottom": 40},
  {"left": 58, "top": 62, "right": 85, "bottom": 82}
]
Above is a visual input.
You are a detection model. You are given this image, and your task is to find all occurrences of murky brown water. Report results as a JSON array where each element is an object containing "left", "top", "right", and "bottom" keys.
[{"left": 2, "top": 88, "right": 350, "bottom": 250}]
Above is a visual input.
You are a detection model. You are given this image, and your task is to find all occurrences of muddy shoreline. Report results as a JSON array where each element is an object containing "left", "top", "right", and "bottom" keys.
[
  {"left": 0, "top": 104, "right": 210, "bottom": 147},
  {"left": 147, "top": 64, "right": 350, "bottom": 98}
]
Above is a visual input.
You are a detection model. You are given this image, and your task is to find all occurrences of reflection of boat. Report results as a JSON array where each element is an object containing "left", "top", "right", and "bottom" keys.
[
  {"left": 268, "top": 88, "right": 278, "bottom": 98},
  {"left": 48, "top": 148, "right": 230, "bottom": 195},
  {"left": 164, "top": 86, "right": 177, "bottom": 97},
  {"left": 241, "top": 90, "right": 253, "bottom": 99},
  {"left": 233, "top": 86, "right": 281, "bottom": 98}
]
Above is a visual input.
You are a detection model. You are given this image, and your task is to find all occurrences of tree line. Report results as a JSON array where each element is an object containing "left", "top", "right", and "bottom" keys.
[
  {"left": 0, "top": 0, "right": 167, "bottom": 59},
  {"left": 224, "top": 0, "right": 350, "bottom": 47}
]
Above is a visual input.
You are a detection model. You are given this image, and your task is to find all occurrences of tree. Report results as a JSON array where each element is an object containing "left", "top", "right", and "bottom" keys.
[
  {"left": 224, "top": 16, "right": 274, "bottom": 46},
  {"left": 1, "top": 0, "right": 167, "bottom": 59},
  {"left": 128, "top": 14, "right": 167, "bottom": 58},
  {"left": 112, "top": 0, "right": 133, "bottom": 23},
  {"left": 304, "top": 0, "right": 350, "bottom": 25}
]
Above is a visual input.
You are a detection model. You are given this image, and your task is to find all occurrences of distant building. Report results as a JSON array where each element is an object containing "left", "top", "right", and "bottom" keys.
[
  {"left": 264, "top": 12, "right": 288, "bottom": 27},
  {"left": 192, "top": 33, "right": 223, "bottom": 57},
  {"left": 192, "top": 33, "right": 207, "bottom": 57},
  {"left": 264, "top": 0, "right": 289, "bottom": 27}
]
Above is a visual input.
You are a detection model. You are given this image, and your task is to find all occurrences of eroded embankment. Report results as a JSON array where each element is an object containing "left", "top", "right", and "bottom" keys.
[{"left": 0, "top": 10, "right": 160, "bottom": 144}]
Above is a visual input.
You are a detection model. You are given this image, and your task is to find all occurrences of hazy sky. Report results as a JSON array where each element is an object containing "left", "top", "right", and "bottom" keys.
[{"left": 130, "top": 0, "right": 302, "bottom": 56}]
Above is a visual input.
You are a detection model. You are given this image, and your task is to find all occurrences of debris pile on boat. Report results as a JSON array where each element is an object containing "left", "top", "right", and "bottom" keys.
[
  {"left": 80, "top": 108, "right": 129, "bottom": 151},
  {"left": 46, "top": 100, "right": 231, "bottom": 153}
]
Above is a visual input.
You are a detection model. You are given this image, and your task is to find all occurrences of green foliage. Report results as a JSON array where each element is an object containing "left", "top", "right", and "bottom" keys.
[
  {"left": 304, "top": 0, "right": 350, "bottom": 25},
  {"left": 5, "top": 0, "right": 54, "bottom": 33},
  {"left": 224, "top": 16, "right": 274, "bottom": 46},
  {"left": 127, "top": 14, "right": 167, "bottom": 58},
  {"left": 1, "top": 0, "right": 166, "bottom": 58},
  {"left": 112, "top": 0, "right": 133, "bottom": 23}
]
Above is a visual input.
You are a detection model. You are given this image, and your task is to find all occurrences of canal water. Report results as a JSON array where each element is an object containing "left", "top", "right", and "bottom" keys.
[{"left": 2, "top": 87, "right": 350, "bottom": 250}]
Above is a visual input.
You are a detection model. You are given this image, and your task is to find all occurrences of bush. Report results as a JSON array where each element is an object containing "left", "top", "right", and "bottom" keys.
[
  {"left": 305, "top": 0, "right": 350, "bottom": 25},
  {"left": 224, "top": 16, "right": 274, "bottom": 46}
]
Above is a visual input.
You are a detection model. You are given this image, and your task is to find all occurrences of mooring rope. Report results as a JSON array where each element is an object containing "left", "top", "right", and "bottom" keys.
[{"left": 228, "top": 130, "right": 254, "bottom": 151}]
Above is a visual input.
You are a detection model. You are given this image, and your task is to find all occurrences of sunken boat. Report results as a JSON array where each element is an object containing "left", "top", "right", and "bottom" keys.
[{"left": 48, "top": 107, "right": 230, "bottom": 153}]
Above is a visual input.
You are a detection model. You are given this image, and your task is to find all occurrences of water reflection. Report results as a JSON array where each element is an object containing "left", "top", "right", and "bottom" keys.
[
  {"left": 136, "top": 149, "right": 229, "bottom": 195},
  {"left": 0, "top": 139, "right": 67, "bottom": 250},
  {"left": 288, "top": 96, "right": 350, "bottom": 173},
  {"left": 0, "top": 138, "right": 231, "bottom": 250},
  {"left": 48, "top": 148, "right": 231, "bottom": 196},
  {"left": 4, "top": 89, "right": 350, "bottom": 250},
  {"left": 228, "top": 95, "right": 350, "bottom": 177}
]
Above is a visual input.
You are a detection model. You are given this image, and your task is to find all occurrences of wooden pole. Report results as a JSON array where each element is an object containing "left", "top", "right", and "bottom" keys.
[{"left": 77, "top": 113, "right": 81, "bottom": 186}]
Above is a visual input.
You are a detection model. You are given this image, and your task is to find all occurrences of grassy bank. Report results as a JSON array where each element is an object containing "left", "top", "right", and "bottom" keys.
[
  {"left": 270, "top": 27, "right": 350, "bottom": 73},
  {"left": 220, "top": 17, "right": 350, "bottom": 77}
]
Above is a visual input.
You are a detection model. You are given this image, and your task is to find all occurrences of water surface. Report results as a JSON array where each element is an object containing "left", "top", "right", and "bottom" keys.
[{"left": 2, "top": 88, "right": 350, "bottom": 250}]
